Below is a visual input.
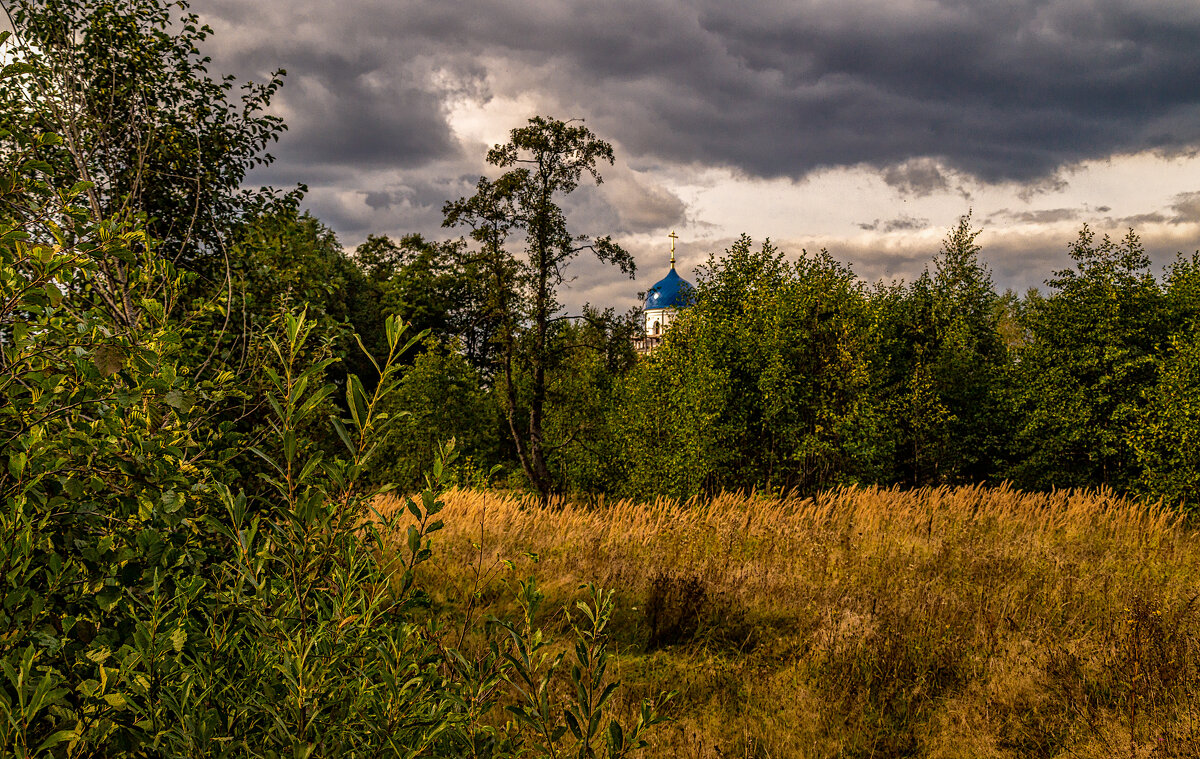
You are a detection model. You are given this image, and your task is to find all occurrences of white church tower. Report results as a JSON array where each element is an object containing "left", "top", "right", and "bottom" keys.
[{"left": 635, "top": 231, "right": 695, "bottom": 355}]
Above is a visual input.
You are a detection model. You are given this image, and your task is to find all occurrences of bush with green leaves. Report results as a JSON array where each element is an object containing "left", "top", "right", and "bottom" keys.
[
  {"left": 0, "top": 73, "right": 664, "bottom": 757},
  {"left": 366, "top": 341, "right": 501, "bottom": 492},
  {"left": 0, "top": 54, "right": 237, "bottom": 750},
  {"left": 1131, "top": 253, "right": 1200, "bottom": 506},
  {"left": 1006, "top": 226, "right": 1168, "bottom": 492},
  {"left": 496, "top": 580, "right": 672, "bottom": 758},
  {"left": 0, "top": 223, "right": 662, "bottom": 755}
]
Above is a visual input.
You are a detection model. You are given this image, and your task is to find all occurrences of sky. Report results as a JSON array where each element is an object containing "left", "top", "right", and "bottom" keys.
[{"left": 111, "top": 1, "right": 1200, "bottom": 310}]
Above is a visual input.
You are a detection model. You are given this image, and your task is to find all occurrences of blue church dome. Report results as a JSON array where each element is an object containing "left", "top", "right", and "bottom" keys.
[{"left": 645, "top": 266, "right": 694, "bottom": 310}]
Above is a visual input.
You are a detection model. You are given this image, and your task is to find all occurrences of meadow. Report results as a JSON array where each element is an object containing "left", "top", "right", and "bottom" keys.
[
  {"left": 377, "top": 486, "right": 1200, "bottom": 758},
  {"left": 6, "top": 3, "right": 1200, "bottom": 756}
]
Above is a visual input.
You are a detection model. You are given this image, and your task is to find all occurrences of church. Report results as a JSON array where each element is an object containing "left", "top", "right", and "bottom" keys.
[{"left": 633, "top": 232, "right": 695, "bottom": 355}]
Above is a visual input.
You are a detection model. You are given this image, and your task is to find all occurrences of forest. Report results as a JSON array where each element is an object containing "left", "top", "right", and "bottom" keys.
[{"left": 2, "top": 1, "right": 1199, "bottom": 757}]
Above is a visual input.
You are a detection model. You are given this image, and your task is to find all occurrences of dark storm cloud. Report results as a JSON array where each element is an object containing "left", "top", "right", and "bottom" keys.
[
  {"left": 308, "top": 172, "right": 481, "bottom": 243},
  {"left": 190, "top": 0, "right": 1200, "bottom": 188},
  {"left": 278, "top": 75, "right": 457, "bottom": 170},
  {"left": 181, "top": 0, "right": 1200, "bottom": 311},
  {"left": 562, "top": 169, "right": 687, "bottom": 235},
  {"left": 194, "top": 1, "right": 490, "bottom": 181}
]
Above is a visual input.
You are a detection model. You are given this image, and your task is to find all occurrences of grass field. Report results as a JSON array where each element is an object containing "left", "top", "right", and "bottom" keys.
[{"left": 376, "top": 486, "right": 1200, "bottom": 758}]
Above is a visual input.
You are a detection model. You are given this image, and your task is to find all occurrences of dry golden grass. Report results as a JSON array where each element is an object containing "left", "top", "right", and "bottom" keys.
[{"left": 375, "top": 485, "right": 1200, "bottom": 758}]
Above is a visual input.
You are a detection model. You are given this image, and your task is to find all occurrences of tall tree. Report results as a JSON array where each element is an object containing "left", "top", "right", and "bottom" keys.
[
  {"left": 1130, "top": 253, "right": 1200, "bottom": 505},
  {"left": 1008, "top": 226, "right": 1166, "bottom": 490},
  {"left": 0, "top": 0, "right": 290, "bottom": 322},
  {"left": 444, "top": 117, "right": 634, "bottom": 500},
  {"left": 541, "top": 306, "right": 639, "bottom": 493},
  {"left": 878, "top": 213, "right": 1010, "bottom": 485}
]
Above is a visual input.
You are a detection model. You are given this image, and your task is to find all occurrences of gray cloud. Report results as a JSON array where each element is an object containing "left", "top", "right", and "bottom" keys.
[
  {"left": 858, "top": 214, "right": 931, "bottom": 233},
  {"left": 177, "top": 0, "right": 1200, "bottom": 310},
  {"left": 773, "top": 220, "right": 1193, "bottom": 299},
  {"left": 987, "top": 207, "right": 1082, "bottom": 225},
  {"left": 1169, "top": 191, "right": 1200, "bottom": 224},
  {"left": 1115, "top": 211, "right": 1169, "bottom": 227},
  {"left": 191, "top": 0, "right": 1200, "bottom": 189},
  {"left": 598, "top": 171, "right": 687, "bottom": 234},
  {"left": 882, "top": 159, "right": 950, "bottom": 197}
]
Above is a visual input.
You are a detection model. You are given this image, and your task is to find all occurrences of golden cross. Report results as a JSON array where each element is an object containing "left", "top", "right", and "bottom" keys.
[{"left": 668, "top": 230, "right": 678, "bottom": 267}]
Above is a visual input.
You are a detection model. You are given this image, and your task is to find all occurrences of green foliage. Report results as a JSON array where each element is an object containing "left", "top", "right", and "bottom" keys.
[
  {"left": 192, "top": 310, "right": 467, "bottom": 755},
  {"left": 1, "top": 9, "right": 669, "bottom": 753},
  {"left": 0, "top": 0, "right": 290, "bottom": 277},
  {"left": 604, "top": 218, "right": 1197, "bottom": 508},
  {"left": 1130, "top": 253, "right": 1200, "bottom": 505},
  {"left": 444, "top": 117, "right": 635, "bottom": 501},
  {"left": 350, "top": 233, "right": 494, "bottom": 381},
  {"left": 0, "top": 214, "right": 658, "bottom": 753},
  {"left": 873, "top": 213, "right": 1012, "bottom": 485},
  {"left": 345, "top": 234, "right": 510, "bottom": 491},
  {"left": 8, "top": 0, "right": 1200, "bottom": 748},
  {"left": 0, "top": 124, "right": 237, "bottom": 753},
  {"left": 1007, "top": 226, "right": 1167, "bottom": 491},
  {"left": 230, "top": 208, "right": 358, "bottom": 327},
  {"left": 541, "top": 308, "right": 639, "bottom": 494},
  {"left": 221, "top": 206, "right": 364, "bottom": 387},
  {"left": 368, "top": 342, "right": 501, "bottom": 491},
  {"left": 615, "top": 235, "right": 881, "bottom": 497},
  {"left": 498, "top": 581, "right": 673, "bottom": 759}
]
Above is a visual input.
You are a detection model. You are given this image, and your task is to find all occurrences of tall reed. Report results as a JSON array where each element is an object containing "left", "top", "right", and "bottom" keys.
[{"left": 376, "top": 485, "right": 1200, "bottom": 758}]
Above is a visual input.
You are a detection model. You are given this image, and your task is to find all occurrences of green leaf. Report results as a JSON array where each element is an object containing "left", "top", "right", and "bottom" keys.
[
  {"left": 385, "top": 315, "right": 403, "bottom": 351},
  {"left": 250, "top": 447, "right": 287, "bottom": 478},
  {"left": 161, "top": 489, "right": 185, "bottom": 514},
  {"left": 1, "top": 61, "right": 36, "bottom": 79},
  {"left": 102, "top": 693, "right": 128, "bottom": 709},
  {"left": 607, "top": 721, "right": 624, "bottom": 755},
  {"left": 164, "top": 389, "right": 194, "bottom": 411},
  {"left": 7, "top": 452, "right": 26, "bottom": 478},
  {"left": 96, "top": 588, "right": 121, "bottom": 611},
  {"left": 347, "top": 375, "right": 369, "bottom": 431},
  {"left": 331, "top": 417, "right": 356, "bottom": 456},
  {"left": 596, "top": 682, "right": 619, "bottom": 712},
  {"left": 354, "top": 333, "right": 381, "bottom": 375},
  {"left": 565, "top": 710, "right": 583, "bottom": 740},
  {"left": 36, "top": 728, "right": 80, "bottom": 754},
  {"left": 298, "top": 452, "right": 324, "bottom": 484}
]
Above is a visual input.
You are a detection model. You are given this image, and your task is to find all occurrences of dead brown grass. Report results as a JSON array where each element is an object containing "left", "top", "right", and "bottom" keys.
[{"left": 375, "top": 485, "right": 1200, "bottom": 758}]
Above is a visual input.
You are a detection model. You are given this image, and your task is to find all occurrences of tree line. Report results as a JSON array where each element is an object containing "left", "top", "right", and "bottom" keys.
[
  {"left": 3, "top": 0, "right": 1192, "bottom": 513},
  {"left": 354, "top": 213, "right": 1199, "bottom": 509}
]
